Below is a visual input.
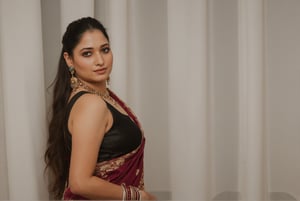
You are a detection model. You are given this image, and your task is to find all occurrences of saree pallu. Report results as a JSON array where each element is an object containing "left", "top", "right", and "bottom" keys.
[{"left": 63, "top": 90, "right": 145, "bottom": 200}]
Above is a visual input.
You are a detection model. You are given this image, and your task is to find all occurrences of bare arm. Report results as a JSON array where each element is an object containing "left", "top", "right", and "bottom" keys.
[
  {"left": 68, "top": 94, "right": 156, "bottom": 200},
  {"left": 68, "top": 94, "right": 123, "bottom": 200}
]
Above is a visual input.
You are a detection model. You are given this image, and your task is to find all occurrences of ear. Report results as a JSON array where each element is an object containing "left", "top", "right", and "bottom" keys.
[{"left": 63, "top": 52, "right": 74, "bottom": 67}]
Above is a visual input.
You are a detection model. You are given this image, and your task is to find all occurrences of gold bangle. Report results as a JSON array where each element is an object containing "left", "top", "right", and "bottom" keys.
[{"left": 121, "top": 183, "right": 126, "bottom": 201}]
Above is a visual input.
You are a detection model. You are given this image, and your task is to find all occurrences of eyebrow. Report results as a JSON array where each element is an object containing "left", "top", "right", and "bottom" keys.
[{"left": 79, "top": 43, "right": 109, "bottom": 52}]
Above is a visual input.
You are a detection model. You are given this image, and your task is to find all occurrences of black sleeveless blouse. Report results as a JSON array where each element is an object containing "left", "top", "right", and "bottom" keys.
[{"left": 65, "top": 91, "right": 142, "bottom": 162}]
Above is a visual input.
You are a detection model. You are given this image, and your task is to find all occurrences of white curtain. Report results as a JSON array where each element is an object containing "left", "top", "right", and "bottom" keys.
[
  {"left": 0, "top": 0, "right": 48, "bottom": 199},
  {"left": 0, "top": 0, "right": 300, "bottom": 200}
]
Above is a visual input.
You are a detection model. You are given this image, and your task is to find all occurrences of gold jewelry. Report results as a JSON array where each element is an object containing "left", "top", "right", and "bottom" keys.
[
  {"left": 106, "top": 76, "right": 110, "bottom": 85},
  {"left": 121, "top": 183, "right": 141, "bottom": 201},
  {"left": 68, "top": 66, "right": 79, "bottom": 89},
  {"left": 76, "top": 78, "right": 117, "bottom": 106}
]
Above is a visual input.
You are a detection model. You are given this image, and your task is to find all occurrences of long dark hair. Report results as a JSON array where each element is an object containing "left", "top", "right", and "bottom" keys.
[{"left": 44, "top": 17, "right": 109, "bottom": 199}]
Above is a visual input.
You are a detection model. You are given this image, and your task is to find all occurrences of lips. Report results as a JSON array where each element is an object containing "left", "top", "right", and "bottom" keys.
[{"left": 94, "top": 68, "right": 107, "bottom": 74}]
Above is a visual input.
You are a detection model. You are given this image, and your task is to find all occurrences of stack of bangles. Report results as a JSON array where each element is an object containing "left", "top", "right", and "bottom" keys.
[{"left": 121, "top": 183, "right": 141, "bottom": 201}]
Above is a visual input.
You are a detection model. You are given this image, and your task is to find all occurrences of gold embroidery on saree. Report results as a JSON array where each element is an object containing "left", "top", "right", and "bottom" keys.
[{"left": 94, "top": 143, "right": 140, "bottom": 179}]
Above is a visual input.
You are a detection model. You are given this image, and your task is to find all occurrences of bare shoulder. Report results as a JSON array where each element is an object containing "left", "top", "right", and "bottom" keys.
[
  {"left": 68, "top": 93, "right": 109, "bottom": 135},
  {"left": 71, "top": 93, "right": 107, "bottom": 113}
]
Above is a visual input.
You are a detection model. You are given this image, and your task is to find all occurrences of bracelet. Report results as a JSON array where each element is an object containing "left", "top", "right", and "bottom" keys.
[
  {"left": 121, "top": 183, "right": 126, "bottom": 201},
  {"left": 121, "top": 183, "right": 141, "bottom": 201}
]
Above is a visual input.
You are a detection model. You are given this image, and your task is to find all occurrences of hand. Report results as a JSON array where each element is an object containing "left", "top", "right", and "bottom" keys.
[{"left": 140, "top": 190, "right": 157, "bottom": 200}]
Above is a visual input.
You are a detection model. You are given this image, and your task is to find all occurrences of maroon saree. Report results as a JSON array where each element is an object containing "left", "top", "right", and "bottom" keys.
[{"left": 63, "top": 89, "right": 145, "bottom": 200}]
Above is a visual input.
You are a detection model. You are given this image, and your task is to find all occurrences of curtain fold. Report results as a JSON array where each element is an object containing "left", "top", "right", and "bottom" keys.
[
  {"left": 167, "top": 0, "right": 211, "bottom": 200},
  {"left": 0, "top": 16, "right": 9, "bottom": 198},
  {"left": 0, "top": 0, "right": 48, "bottom": 199},
  {"left": 0, "top": 3, "right": 9, "bottom": 199},
  {"left": 104, "top": 0, "right": 130, "bottom": 101},
  {"left": 237, "top": 0, "right": 269, "bottom": 200}
]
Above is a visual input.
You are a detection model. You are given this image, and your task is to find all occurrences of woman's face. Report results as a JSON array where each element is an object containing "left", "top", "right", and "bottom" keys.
[{"left": 64, "top": 29, "right": 113, "bottom": 85}]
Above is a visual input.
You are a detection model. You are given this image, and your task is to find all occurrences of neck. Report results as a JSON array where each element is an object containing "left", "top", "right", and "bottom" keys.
[{"left": 77, "top": 79, "right": 108, "bottom": 96}]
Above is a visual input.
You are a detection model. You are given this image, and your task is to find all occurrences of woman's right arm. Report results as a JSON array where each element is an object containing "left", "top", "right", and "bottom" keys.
[
  {"left": 68, "top": 94, "right": 123, "bottom": 200},
  {"left": 67, "top": 94, "right": 155, "bottom": 200}
]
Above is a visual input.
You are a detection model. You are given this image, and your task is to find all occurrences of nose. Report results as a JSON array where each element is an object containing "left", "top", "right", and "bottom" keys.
[{"left": 95, "top": 52, "right": 104, "bottom": 66}]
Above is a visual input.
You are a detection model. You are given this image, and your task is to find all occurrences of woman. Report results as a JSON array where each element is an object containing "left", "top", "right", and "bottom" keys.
[{"left": 44, "top": 17, "right": 156, "bottom": 200}]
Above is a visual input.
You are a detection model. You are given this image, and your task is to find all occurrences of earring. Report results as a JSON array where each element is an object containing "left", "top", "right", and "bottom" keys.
[
  {"left": 106, "top": 76, "right": 110, "bottom": 86},
  {"left": 68, "top": 66, "right": 79, "bottom": 89}
]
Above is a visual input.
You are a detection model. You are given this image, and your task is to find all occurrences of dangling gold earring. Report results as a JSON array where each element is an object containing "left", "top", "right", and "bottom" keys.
[
  {"left": 106, "top": 76, "right": 110, "bottom": 86},
  {"left": 68, "top": 66, "right": 79, "bottom": 89}
]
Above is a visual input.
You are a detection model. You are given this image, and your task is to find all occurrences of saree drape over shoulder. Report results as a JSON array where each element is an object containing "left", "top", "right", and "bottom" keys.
[{"left": 63, "top": 90, "right": 145, "bottom": 200}]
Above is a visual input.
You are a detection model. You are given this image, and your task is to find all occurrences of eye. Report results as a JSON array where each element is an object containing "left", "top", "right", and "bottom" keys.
[
  {"left": 102, "top": 47, "right": 110, "bottom": 54},
  {"left": 82, "top": 51, "right": 92, "bottom": 57}
]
